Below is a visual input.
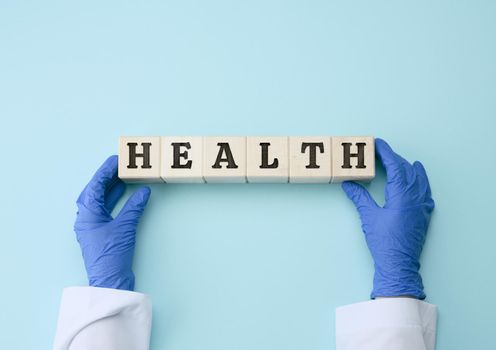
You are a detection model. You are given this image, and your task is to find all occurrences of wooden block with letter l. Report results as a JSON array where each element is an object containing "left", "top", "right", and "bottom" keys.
[
  {"left": 161, "top": 136, "right": 204, "bottom": 183},
  {"left": 246, "top": 136, "right": 289, "bottom": 183},
  {"left": 331, "top": 136, "right": 375, "bottom": 183},
  {"left": 289, "top": 136, "right": 332, "bottom": 183},
  {"left": 203, "top": 136, "right": 247, "bottom": 183},
  {"left": 118, "top": 136, "right": 163, "bottom": 183}
]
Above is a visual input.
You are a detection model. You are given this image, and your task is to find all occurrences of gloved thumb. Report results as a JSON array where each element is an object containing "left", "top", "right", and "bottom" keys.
[
  {"left": 116, "top": 186, "right": 151, "bottom": 225},
  {"left": 341, "top": 181, "right": 378, "bottom": 212}
]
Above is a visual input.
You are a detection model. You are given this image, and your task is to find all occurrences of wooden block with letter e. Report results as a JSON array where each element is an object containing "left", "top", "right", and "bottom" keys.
[{"left": 161, "top": 136, "right": 204, "bottom": 183}]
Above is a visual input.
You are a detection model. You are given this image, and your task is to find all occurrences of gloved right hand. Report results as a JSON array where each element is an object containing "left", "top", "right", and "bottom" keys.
[
  {"left": 74, "top": 155, "right": 151, "bottom": 291},
  {"left": 342, "top": 139, "right": 435, "bottom": 299}
]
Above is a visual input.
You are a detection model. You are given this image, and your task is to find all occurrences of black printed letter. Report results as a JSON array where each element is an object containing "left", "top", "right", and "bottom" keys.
[
  {"left": 301, "top": 142, "right": 324, "bottom": 169},
  {"left": 171, "top": 142, "right": 192, "bottom": 169},
  {"left": 212, "top": 143, "right": 238, "bottom": 169},
  {"left": 259, "top": 142, "right": 278, "bottom": 169},
  {"left": 341, "top": 142, "right": 366, "bottom": 169},
  {"left": 127, "top": 142, "right": 152, "bottom": 169}
]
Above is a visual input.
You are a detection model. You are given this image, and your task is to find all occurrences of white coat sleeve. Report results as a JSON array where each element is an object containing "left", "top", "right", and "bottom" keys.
[
  {"left": 52, "top": 286, "right": 152, "bottom": 350},
  {"left": 336, "top": 298, "right": 437, "bottom": 350}
]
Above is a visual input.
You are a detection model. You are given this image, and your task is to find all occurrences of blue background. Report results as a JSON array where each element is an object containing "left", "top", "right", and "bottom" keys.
[{"left": 0, "top": 1, "right": 495, "bottom": 349}]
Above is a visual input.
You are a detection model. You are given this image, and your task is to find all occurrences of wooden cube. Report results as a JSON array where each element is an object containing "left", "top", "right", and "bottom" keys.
[
  {"left": 331, "top": 136, "right": 375, "bottom": 182},
  {"left": 289, "top": 137, "right": 332, "bottom": 183},
  {"left": 161, "top": 136, "right": 204, "bottom": 183},
  {"left": 118, "top": 136, "right": 163, "bottom": 183},
  {"left": 246, "top": 137, "right": 289, "bottom": 183},
  {"left": 203, "top": 137, "right": 247, "bottom": 183}
]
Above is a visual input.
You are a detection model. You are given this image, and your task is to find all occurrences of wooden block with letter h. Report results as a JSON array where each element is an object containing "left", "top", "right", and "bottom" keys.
[
  {"left": 331, "top": 136, "right": 375, "bottom": 183},
  {"left": 118, "top": 136, "right": 163, "bottom": 183}
]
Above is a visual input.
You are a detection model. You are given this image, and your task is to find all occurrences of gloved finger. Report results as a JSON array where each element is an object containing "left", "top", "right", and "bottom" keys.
[
  {"left": 375, "top": 138, "right": 410, "bottom": 184},
  {"left": 413, "top": 161, "right": 434, "bottom": 212},
  {"left": 342, "top": 181, "right": 378, "bottom": 211},
  {"left": 116, "top": 186, "right": 151, "bottom": 227},
  {"left": 413, "top": 161, "right": 432, "bottom": 196},
  {"left": 76, "top": 155, "right": 118, "bottom": 216},
  {"left": 104, "top": 178, "right": 126, "bottom": 214},
  {"left": 376, "top": 139, "right": 419, "bottom": 208}
]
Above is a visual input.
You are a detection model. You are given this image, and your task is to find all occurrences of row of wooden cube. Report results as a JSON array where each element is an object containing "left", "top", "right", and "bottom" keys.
[{"left": 118, "top": 136, "right": 375, "bottom": 183}]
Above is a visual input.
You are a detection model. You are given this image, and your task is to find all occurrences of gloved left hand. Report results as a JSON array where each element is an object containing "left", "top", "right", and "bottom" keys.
[{"left": 74, "top": 155, "right": 151, "bottom": 291}]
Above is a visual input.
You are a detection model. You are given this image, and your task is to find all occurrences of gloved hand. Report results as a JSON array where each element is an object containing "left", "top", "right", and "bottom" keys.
[
  {"left": 74, "top": 155, "right": 151, "bottom": 291},
  {"left": 342, "top": 138, "right": 435, "bottom": 300}
]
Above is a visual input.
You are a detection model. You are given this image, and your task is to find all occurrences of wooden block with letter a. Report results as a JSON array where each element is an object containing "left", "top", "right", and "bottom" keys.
[{"left": 203, "top": 137, "right": 247, "bottom": 183}]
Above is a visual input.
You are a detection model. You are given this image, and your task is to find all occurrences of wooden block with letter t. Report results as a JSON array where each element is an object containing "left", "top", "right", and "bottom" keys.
[
  {"left": 161, "top": 136, "right": 204, "bottom": 183},
  {"left": 203, "top": 137, "right": 247, "bottom": 183},
  {"left": 118, "top": 136, "right": 163, "bottom": 183},
  {"left": 331, "top": 136, "right": 375, "bottom": 183},
  {"left": 289, "top": 136, "right": 332, "bottom": 183}
]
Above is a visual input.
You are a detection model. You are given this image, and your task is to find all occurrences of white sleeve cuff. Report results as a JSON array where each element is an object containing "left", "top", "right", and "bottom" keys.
[
  {"left": 53, "top": 286, "right": 152, "bottom": 350},
  {"left": 336, "top": 298, "right": 437, "bottom": 350}
]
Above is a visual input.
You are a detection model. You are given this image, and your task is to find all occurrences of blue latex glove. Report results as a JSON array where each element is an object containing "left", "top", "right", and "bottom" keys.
[
  {"left": 342, "top": 138, "right": 435, "bottom": 299},
  {"left": 74, "top": 155, "right": 151, "bottom": 291}
]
